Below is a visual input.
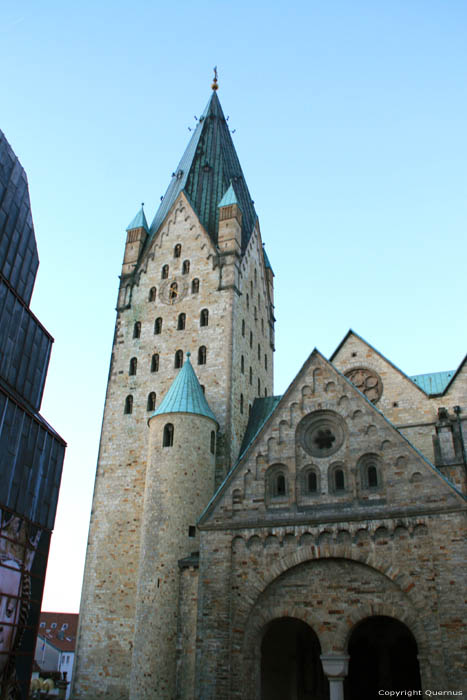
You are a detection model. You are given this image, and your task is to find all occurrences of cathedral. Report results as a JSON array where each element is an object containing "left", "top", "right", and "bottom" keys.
[{"left": 72, "top": 81, "right": 467, "bottom": 699}]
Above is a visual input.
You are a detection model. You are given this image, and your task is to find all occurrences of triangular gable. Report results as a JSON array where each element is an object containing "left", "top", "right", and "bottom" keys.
[
  {"left": 441, "top": 353, "right": 467, "bottom": 395},
  {"left": 332, "top": 330, "right": 466, "bottom": 398},
  {"left": 331, "top": 330, "right": 430, "bottom": 397},
  {"left": 138, "top": 190, "right": 217, "bottom": 272},
  {"left": 199, "top": 349, "right": 465, "bottom": 528}
]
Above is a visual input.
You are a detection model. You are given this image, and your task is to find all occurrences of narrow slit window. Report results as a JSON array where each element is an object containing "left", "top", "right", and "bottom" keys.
[
  {"left": 163, "top": 423, "right": 174, "bottom": 447},
  {"left": 161, "top": 264, "right": 169, "bottom": 279},
  {"left": 124, "top": 395, "right": 133, "bottom": 415},
  {"left": 200, "top": 309, "right": 209, "bottom": 327},
  {"left": 151, "top": 354, "right": 159, "bottom": 372},
  {"left": 249, "top": 367, "right": 252, "bottom": 385},
  {"left": 241, "top": 355, "right": 244, "bottom": 373},
  {"left": 177, "top": 313, "right": 186, "bottom": 330},
  {"left": 257, "top": 378, "right": 261, "bottom": 395},
  {"left": 210, "top": 431, "right": 216, "bottom": 455},
  {"left": 198, "top": 346, "right": 207, "bottom": 365},
  {"left": 182, "top": 260, "right": 190, "bottom": 275},
  {"left": 368, "top": 465, "right": 378, "bottom": 488},
  {"left": 133, "top": 322, "right": 141, "bottom": 339},
  {"left": 240, "top": 393, "right": 244, "bottom": 414},
  {"left": 154, "top": 317, "right": 162, "bottom": 334},
  {"left": 242, "top": 319, "right": 245, "bottom": 337},
  {"left": 174, "top": 350, "right": 183, "bottom": 368},
  {"left": 147, "top": 392, "right": 156, "bottom": 411},
  {"left": 174, "top": 244, "right": 181, "bottom": 258},
  {"left": 148, "top": 287, "right": 157, "bottom": 302},
  {"left": 191, "top": 278, "right": 199, "bottom": 294},
  {"left": 129, "top": 357, "right": 137, "bottom": 376}
]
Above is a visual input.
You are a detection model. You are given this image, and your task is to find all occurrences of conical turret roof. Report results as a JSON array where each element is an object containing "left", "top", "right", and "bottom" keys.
[
  {"left": 126, "top": 204, "right": 148, "bottom": 232},
  {"left": 151, "top": 353, "right": 218, "bottom": 424},
  {"left": 149, "top": 92, "right": 257, "bottom": 252}
]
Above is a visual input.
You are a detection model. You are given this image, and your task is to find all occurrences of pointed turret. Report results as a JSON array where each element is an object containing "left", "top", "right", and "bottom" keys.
[
  {"left": 131, "top": 354, "right": 218, "bottom": 699},
  {"left": 217, "top": 182, "right": 242, "bottom": 291},
  {"left": 152, "top": 352, "right": 217, "bottom": 424},
  {"left": 122, "top": 203, "right": 148, "bottom": 276},
  {"left": 149, "top": 91, "right": 257, "bottom": 252}
]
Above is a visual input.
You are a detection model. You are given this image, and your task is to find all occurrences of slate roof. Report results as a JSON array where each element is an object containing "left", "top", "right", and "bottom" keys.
[
  {"left": 126, "top": 205, "right": 148, "bottom": 232},
  {"left": 151, "top": 353, "right": 217, "bottom": 424},
  {"left": 148, "top": 91, "right": 258, "bottom": 253}
]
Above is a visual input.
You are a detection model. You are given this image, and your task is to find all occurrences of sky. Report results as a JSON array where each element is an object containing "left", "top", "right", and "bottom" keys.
[{"left": 1, "top": 1, "right": 466, "bottom": 612}]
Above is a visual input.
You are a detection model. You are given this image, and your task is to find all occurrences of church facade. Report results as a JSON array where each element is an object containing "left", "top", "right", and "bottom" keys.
[{"left": 72, "top": 86, "right": 467, "bottom": 699}]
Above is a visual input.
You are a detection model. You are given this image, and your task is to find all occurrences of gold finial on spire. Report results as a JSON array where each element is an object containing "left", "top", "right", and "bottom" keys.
[{"left": 211, "top": 66, "right": 219, "bottom": 90}]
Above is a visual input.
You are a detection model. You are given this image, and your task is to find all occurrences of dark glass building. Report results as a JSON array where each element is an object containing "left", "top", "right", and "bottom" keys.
[{"left": 0, "top": 129, "right": 66, "bottom": 700}]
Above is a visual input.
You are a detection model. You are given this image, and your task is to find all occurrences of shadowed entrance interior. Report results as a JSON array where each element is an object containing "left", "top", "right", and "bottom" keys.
[
  {"left": 346, "top": 616, "right": 421, "bottom": 699},
  {"left": 260, "top": 617, "right": 328, "bottom": 700}
]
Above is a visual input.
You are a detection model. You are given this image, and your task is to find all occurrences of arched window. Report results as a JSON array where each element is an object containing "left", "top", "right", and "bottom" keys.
[
  {"left": 307, "top": 471, "right": 317, "bottom": 493},
  {"left": 161, "top": 264, "right": 169, "bottom": 279},
  {"left": 163, "top": 423, "right": 174, "bottom": 447},
  {"left": 174, "top": 244, "right": 181, "bottom": 258},
  {"left": 191, "top": 278, "right": 199, "bottom": 294},
  {"left": 240, "top": 393, "right": 244, "bottom": 414},
  {"left": 174, "top": 350, "right": 183, "bottom": 368},
  {"left": 151, "top": 354, "right": 159, "bottom": 372},
  {"left": 200, "top": 309, "right": 209, "bottom": 327},
  {"left": 124, "top": 395, "right": 133, "bottom": 415},
  {"left": 335, "top": 469, "right": 345, "bottom": 491},
  {"left": 242, "top": 319, "right": 245, "bottom": 337},
  {"left": 198, "top": 346, "right": 207, "bottom": 365},
  {"left": 182, "top": 260, "right": 190, "bottom": 275},
  {"left": 210, "top": 431, "right": 216, "bottom": 455},
  {"left": 264, "top": 354, "right": 268, "bottom": 370},
  {"left": 129, "top": 357, "right": 137, "bottom": 376},
  {"left": 246, "top": 293, "right": 249, "bottom": 310},
  {"left": 177, "top": 313, "right": 186, "bottom": 330},
  {"left": 241, "top": 355, "right": 244, "bottom": 373},
  {"left": 148, "top": 287, "right": 157, "bottom": 302},
  {"left": 368, "top": 465, "right": 378, "bottom": 488},
  {"left": 147, "top": 392, "right": 156, "bottom": 411},
  {"left": 258, "top": 378, "right": 261, "bottom": 395},
  {"left": 154, "top": 317, "right": 162, "bottom": 335},
  {"left": 249, "top": 331, "right": 253, "bottom": 348},
  {"left": 276, "top": 474, "right": 286, "bottom": 496},
  {"left": 358, "top": 454, "right": 382, "bottom": 490},
  {"left": 133, "top": 322, "right": 141, "bottom": 339},
  {"left": 249, "top": 367, "right": 252, "bottom": 385},
  {"left": 169, "top": 282, "right": 178, "bottom": 304}
]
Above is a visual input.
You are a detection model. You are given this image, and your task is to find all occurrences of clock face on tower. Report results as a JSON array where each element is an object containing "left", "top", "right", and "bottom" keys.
[
  {"left": 159, "top": 277, "right": 188, "bottom": 305},
  {"left": 344, "top": 367, "right": 383, "bottom": 404}
]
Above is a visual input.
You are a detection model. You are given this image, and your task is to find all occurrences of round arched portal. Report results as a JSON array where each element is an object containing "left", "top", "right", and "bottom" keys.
[
  {"left": 346, "top": 616, "right": 421, "bottom": 699},
  {"left": 260, "top": 617, "right": 328, "bottom": 700}
]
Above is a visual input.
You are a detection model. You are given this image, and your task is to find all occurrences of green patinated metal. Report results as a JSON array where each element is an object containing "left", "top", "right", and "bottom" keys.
[
  {"left": 148, "top": 92, "right": 257, "bottom": 253},
  {"left": 238, "top": 395, "right": 282, "bottom": 459},
  {"left": 218, "top": 183, "right": 239, "bottom": 208},
  {"left": 126, "top": 205, "right": 148, "bottom": 232},
  {"left": 151, "top": 352, "right": 217, "bottom": 424},
  {"left": 410, "top": 370, "right": 455, "bottom": 396}
]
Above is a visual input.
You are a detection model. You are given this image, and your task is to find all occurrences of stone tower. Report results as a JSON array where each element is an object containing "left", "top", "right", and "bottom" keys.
[{"left": 73, "top": 87, "right": 274, "bottom": 699}]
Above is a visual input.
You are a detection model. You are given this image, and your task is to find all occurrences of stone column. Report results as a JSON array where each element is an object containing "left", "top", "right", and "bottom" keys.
[{"left": 320, "top": 654, "right": 350, "bottom": 700}]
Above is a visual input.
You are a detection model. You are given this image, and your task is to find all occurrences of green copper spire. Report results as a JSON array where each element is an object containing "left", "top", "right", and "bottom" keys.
[
  {"left": 151, "top": 353, "right": 218, "bottom": 424},
  {"left": 149, "top": 92, "right": 257, "bottom": 252},
  {"left": 126, "top": 204, "right": 148, "bottom": 232}
]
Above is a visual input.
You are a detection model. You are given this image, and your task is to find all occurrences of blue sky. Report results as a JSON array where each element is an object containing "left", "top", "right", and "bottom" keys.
[{"left": 2, "top": 1, "right": 465, "bottom": 611}]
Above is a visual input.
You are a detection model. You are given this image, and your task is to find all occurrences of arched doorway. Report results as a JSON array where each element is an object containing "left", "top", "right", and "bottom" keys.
[
  {"left": 346, "top": 616, "right": 421, "bottom": 699},
  {"left": 260, "top": 617, "right": 328, "bottom": 700}
]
